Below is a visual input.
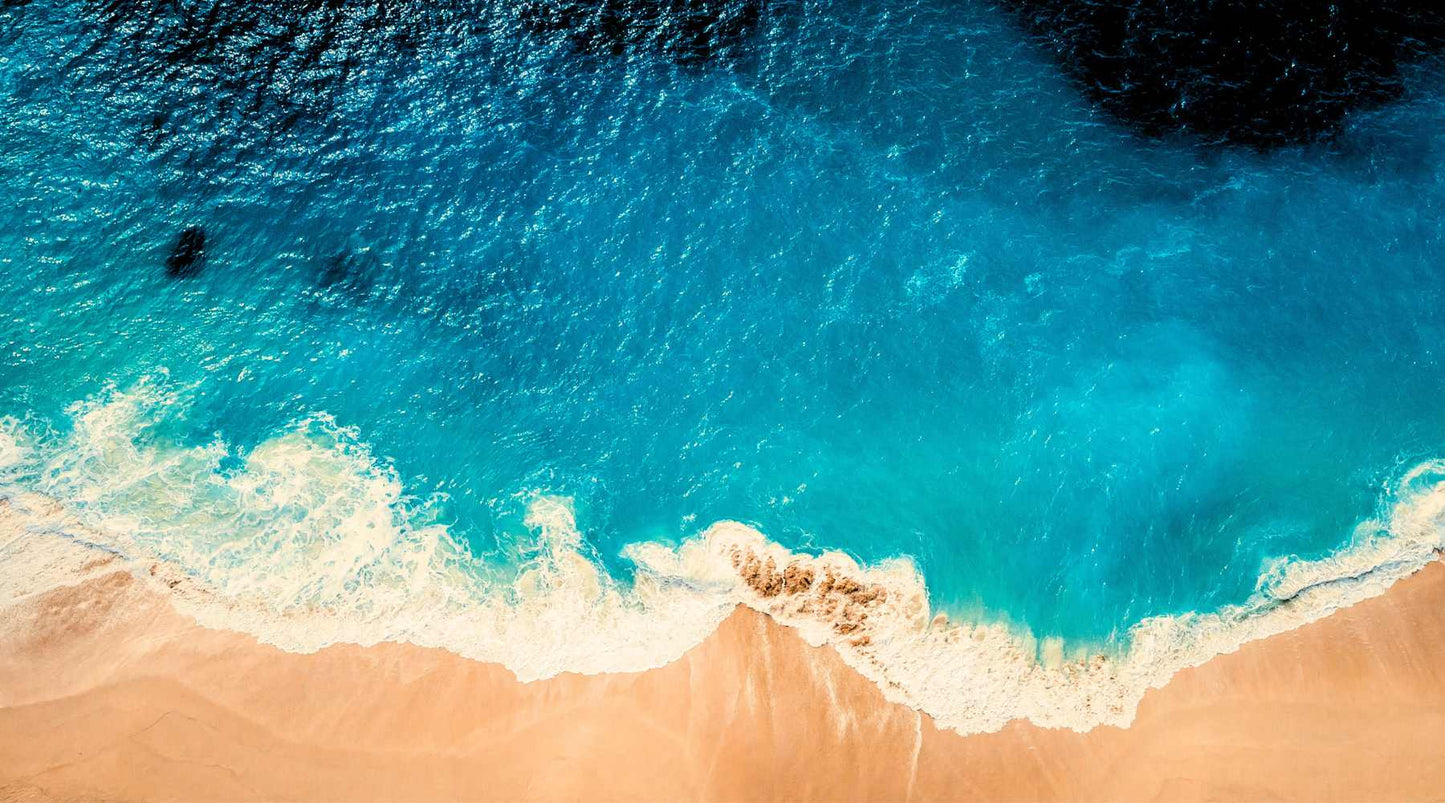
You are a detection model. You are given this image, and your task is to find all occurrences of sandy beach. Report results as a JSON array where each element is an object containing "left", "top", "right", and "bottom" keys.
[
  {"left": 0, "top": 550, "right": 1443, "bottom": 803},
  {"left": 8, "top": 0, "right": 1445, "bottom": 798}
]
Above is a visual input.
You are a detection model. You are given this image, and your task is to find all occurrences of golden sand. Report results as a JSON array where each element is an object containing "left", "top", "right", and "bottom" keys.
[{"left": 1, "top": 560, "right": 1444, "bottom": 801}]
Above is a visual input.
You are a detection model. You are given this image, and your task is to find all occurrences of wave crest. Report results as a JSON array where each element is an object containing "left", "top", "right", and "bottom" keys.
[{"left": 1, "top": 382, "right": 1442, "bottom": 734}]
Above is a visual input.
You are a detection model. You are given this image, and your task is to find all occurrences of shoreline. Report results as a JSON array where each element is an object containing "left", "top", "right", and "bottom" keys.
[
  {"left": 3, "top": 390, "right": 1444, "bottom": 737},
  {"left": 3, "top": 544, "right": 1445, "bottom": 800},
  {"left": 0, "top": 460, "right": 1444, "bottom": 742}
]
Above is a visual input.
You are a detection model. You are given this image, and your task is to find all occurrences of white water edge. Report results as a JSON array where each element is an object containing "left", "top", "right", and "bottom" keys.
[{"left": 0, "top": 385, "right": 1442, "bottom": 736}]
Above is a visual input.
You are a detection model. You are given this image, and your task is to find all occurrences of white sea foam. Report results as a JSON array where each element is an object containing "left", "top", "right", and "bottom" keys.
[
  {"left": 1, "top": 382, "right": 1442, "bottom": 734},
  {"left": 0, "top": 417, "right": 28, "bottom": 475}
]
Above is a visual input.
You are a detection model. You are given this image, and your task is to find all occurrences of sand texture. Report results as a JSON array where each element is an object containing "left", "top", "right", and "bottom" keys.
[{"left": 2, "top": 560, "right": 1444, "bottom": 802}]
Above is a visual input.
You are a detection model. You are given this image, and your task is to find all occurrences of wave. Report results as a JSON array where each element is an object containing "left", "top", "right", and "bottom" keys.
[{"left": 1, "top": 381, "right": 1442, "bottom": 735}]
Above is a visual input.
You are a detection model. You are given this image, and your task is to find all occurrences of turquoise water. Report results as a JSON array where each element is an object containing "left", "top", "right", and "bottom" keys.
[{"left": 2, "top": 0, "right": 1444, "bottom": 647}]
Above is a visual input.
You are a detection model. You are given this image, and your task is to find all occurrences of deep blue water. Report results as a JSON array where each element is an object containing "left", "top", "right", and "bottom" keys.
[{"left": 2, "top": 0, "right": 1443, "bottom": 643}]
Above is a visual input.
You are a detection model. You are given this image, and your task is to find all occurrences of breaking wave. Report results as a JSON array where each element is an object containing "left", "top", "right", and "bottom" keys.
[{"left": 1, "top": 381, "right": 1442, "bottom": 734}]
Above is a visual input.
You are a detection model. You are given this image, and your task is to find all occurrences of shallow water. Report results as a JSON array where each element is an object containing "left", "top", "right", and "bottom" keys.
[{"left": 2, "top": 0, "right": 1444, "bottom": 653}]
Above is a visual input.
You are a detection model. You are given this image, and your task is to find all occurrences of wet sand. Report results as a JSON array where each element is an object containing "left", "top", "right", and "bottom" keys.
[{"left": 1, "top": 559, "right": 1444, "bottom": 802}]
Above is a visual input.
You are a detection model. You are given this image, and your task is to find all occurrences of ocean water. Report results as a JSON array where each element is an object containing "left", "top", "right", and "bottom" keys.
[{"left": 3, "top": 0, "right": 1445, "bottom": 732}]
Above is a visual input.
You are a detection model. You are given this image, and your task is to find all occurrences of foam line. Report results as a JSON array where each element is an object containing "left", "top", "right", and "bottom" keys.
[{"left": 0, "top": 385, "right": 1441, "bottom": 734}]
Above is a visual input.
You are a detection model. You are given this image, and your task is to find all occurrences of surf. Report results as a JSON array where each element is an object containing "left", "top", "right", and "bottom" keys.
[{"left": 2, "top": 381, "right": 1441, "bottom": 735}]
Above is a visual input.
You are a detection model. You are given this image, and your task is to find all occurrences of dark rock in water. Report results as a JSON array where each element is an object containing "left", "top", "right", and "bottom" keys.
[
  {"left": 318, "top": 251, "right": 352, "bottom": 288},
  {"left": 316, "top": 248, "right": 374, "bottom": 297},
  {"left": 140, "top": 111, "right": 170, "bottom": 151},
  {"left": 521, "top": 0, "right": 764, "bottom": 64},
  {"left": 165, "top": 226, "right": 206, "bottom": 278},
  {"left": 1000, "top": 0, "right": 1445, "bottom": 146}
]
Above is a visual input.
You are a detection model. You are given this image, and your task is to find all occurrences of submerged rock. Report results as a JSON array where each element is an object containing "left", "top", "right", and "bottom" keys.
[
  {"left": 315, "top": 248, "right": 376, "bottom": 298},
  {"left": 165, "top": 226, "right": 206, "bottom": 278},
  {"left": 318, "top": 250, "right": 356, "bottom": 289},
  {"left": 1002, "top": 0, "right": 1445, "bottom": 146}
]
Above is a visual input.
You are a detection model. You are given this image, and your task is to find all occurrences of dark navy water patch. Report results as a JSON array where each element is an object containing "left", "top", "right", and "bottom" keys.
[{"left": 1002, "top": 0, "right": 1445, "bottom": 147}]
